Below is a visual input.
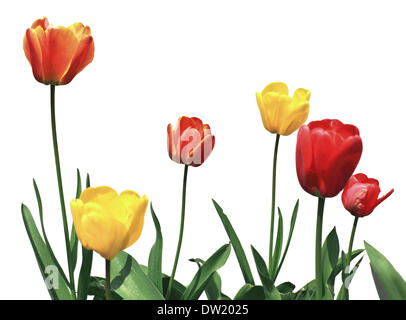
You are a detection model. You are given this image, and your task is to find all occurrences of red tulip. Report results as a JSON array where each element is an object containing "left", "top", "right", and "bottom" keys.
[
  {"left": 296, "top": 119, "right": 363, "bottom": 198},
  {"left": 342, "top": 173, "right": 394, "bottom": 217},
  {"left": 23, "top": 17, "right": 94, "bottom": 85},
  {"left": 167, "top": 116, "right": 215, "bottom": 167}
]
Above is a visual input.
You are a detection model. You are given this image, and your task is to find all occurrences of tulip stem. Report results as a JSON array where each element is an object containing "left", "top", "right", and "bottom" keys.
[
  {"left": 315, "top": 196, "right": 325, "bottom": 300},
  {"left": 167, "top": 164, "right": 189, "bottom": 299},
  {"left": 105, "top": 259, "right": 111, "bottom": 300},
  {"left": 269, "top": 133, "right": 280, "bottom": 272},
  {"left": 343, "top": 216, "right": 359, "bottom": 298},
  {"left": 50, "top": 85, "right": 76, "bottom": 298}
]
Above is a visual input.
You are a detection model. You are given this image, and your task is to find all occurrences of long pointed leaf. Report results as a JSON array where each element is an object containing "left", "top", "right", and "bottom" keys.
[
  {"left": 33, "top": 180, "right": 70, "bottom": 286},
  {"left": 212, "top": 199, "right": 254, "bottom": 285},
  {"left": 148, "top": 203, "right": 163, "bottom": 293},
  {"left": 365, "top": 241, "right": 406, "bottom": 300},
  {"left": 110, "top": 251, "right": 164, "bottom": 300},
  {"left": 77, "top": 248, "right": 93, "bottom": 300},
  {"left": 21, "top": 204, "right": 72, "bottom": 300},
  {"left": 70, "top": 169, "right": 82, "bottom": 272},
  {"left": 138, "top": 265, "right": 187, "bottom": 300},
  {"left": 275, "top": 199, "right": 299, "bottom": 280},
  {"left": 270, "top": 208, "right": 283, "bottom": 280},
  {"left": 181, "top": 244, "right": 231, "bottom": 300},
  {"left": 189, "top": 258, "right": 230, "bottom": 300},
  {"left": 321, "top": 227, "right": 339, "bottom": 297},
  {"left": 251, "top": 245, "right": 281, "bottom": 300},
  {"left": 336, "top": 255, "right": 364, "bottom": 300},
  {"left": 77, "top": 173, "right": 93, "bottom": 300}
]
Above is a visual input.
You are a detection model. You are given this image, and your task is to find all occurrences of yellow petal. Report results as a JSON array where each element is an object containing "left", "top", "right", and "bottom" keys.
[
  {"left": 262, "top": 82, "right": 289, "bottom": 96},
  {"left": 70, "top": 199, "right": 85, "bottom": 246},
  {"left": 68, "top": 22, "right": 91, "bottom": 41},
  {"left": 261, "top": 92, "right": 292, "bottom": 134},
  {"left": 80, "top": 205, "right": 129, "bottom": 260},
  {"left": 80, "top": 186, "right": 118, "bottom": 206},
  {"left": 119, "top": 191, "right": 149, "bottom": 248},
  {"left": 278, "top": 88, "right": 310, "bottom": 135}
]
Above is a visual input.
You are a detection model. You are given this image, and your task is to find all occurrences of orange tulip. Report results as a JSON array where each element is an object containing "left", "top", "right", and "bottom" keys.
[{"left": 23, "top": 17, "right": 94, "bottom": 85}]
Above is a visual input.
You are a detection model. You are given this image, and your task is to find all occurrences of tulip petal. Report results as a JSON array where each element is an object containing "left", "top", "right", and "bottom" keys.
[
  {"left": 68, "top": 22, "right": 90, "bottom": 40},
  {"left": 323, "top": 136, "right": 363, "bottom": 197},
  {"left": 190, "top": 134, "right": 215, "bottom": 167},
  {"left": 120, "top": 192, "right": 148, "bottom": 248},
  {"left": 24, "top": 28, "right": 44, "bottom": 83},
  {"left": 261, "top": 92, "right": 292, "bottom": 134},
  {"left": 80, "top": 186, "right": 118, "bottom": 207},
  {"left": 262, "top": 82, "right": 289, "bottom": 96},
  {"left": 60, "top": 35, "right": 94, "bottom": 85},
  {"left": 373, "top": 188, "right": 394, "bottom": 211},
  {"left": 81, "top": 209, "right": 129, "bottom": 260},
  {"left": 31, "top": 17, "right": 49, "bottom": 30},
  {"left": 296, "top": 125, "right": 319, "bottom": 195},
  {"left": 45, "top": 27, "right": 78, "bottom": 84}
]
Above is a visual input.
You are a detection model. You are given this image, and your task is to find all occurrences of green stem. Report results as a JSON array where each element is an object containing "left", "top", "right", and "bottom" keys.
[
  {"left": 344, "top": 216, "right": 358, "bottom": 298},
  {"left": 269, "top": 134, "right": 280, "bottom": 271},
  {"left": 166, "top": 165, "right": 189, "bottom": 299},
  {"left": 105, "top": 259, "right": 111, "bottom": 300},
  {"left": 315, "top": 197, "right": 325, "bottom": 300},
  {"left": 50, "top": 85, "right": 75, "bottom": 298}
]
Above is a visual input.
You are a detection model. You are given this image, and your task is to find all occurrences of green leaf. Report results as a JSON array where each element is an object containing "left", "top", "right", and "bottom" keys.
[
  {"left": 365, "top": 241, "right": 406, "bottom": 300},
  {"left": 336, "top": 254, "right": 364, "bottom": 300},
  {"left": 138, "top": 264, "right": 186, "bottom": 300},
  {"left": 76, "top": 172, "right": 93, "bottom": 300},
  {"left": 234, "top": 284, "right": 265, "bottom": 300},
  {"left": 274, "top": 199, "right": 299, "bottom": 280},
  {"left": 321, "top": 227, "right": 339, "bottom": 297},
  {"left": 294, "top": 280, "right": 316, "bottom": 300},
  {"left": 270, "top": 208, "right": 283, "bottom": 280},
  {"left": 277, "top": 281, "right": 295, "bottom": 294},
  {"left": 251, "top": 245, "right": 281, "bottom": 300},
  {"left": 21, "top": 204, "right": 72, "bottom": 300},
  {"left": 162, "top": 274, "right": 186, "bottom": 300},
  {"left": 70, "top": 169, "right": 82, "bottom": 272},
  {"left": 277, "top": 282, "right": 296, "bottom": 300},
  {"left": 181, "top": 244, "right": 231, "bottom": 300},
  {"left": 330, "top": 248, "right": 363, "bottom": 284},
  {"left": 77, "top": 247, "right": 93, "bottom": 300},
  {"left": 147, "top": 204, "right": 163, "bottom": 294},
  {"left": 189, "top": 258, "right": 230, "bottom": 300},
  {"left": 110, "top": 251, "right": 164, "bottom": 300},
  {"left": 86, "top": 173, "right": 90, "bottom": 188},
  {"left": 212, "top": 199, "right": 255, "bottom": 285},
  {"left": 32, "top": 180, "right": 69, "bottom": 286}
]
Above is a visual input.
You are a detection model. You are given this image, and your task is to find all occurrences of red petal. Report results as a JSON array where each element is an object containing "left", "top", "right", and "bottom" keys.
[
  {"left": 61, "top": 35, "right": 94, "bottom": 84},
  {"left": 23, "top": 28, "right": 44, "bottom": 83},
  {"left": 322, "top": 136, "right": 363, "bottom": 197}
]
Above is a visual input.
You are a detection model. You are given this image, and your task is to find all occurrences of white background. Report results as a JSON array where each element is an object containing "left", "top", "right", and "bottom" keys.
[{"left": 0, "top": 0, "right": 404, "bottom": 300}]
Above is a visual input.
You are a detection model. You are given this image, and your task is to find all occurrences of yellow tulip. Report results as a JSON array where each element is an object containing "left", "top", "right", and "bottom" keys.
[
  {"left": 70, "top": 186, "right": 148, "bottom": 260},
  {"left": 256, "top": 82, "right": 310, "bottom": 136}
]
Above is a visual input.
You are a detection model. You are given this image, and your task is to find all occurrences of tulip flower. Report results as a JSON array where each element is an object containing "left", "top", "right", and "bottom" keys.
[
  {"left": 166, "top": 116, "right": 215, "bottom": 299},
  {"left": 342, "top": 173, "right": 394, "bottom": 218},
  {"left": 70, "top": 186, "right": 148, "bottom": 260},
  {"left": 295, "top": 119, "right": 362, "bottom": 299},
  {"left": 23, "top": 17, "right": 94, "bottom": 85},
  {"left": 340, "top": 174, "right": 393, "bottom": 299},
  {"left": 167, "top": 116, "right": 215, "bottom": 167},
  {"left": 296, "top": 119, "right": 363, "bottom": 198},
  {"left": 256, "top": 82, "right": 310, "bottom": 274},
  {"left": 23, "top": 17, "right": 95, "bottom": 299},
  {"left": 71, "top": 186, "right": 148, "bottom": 299},
  {"left": 256, "top": 82, "right": 310, "bottom": 136}
]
